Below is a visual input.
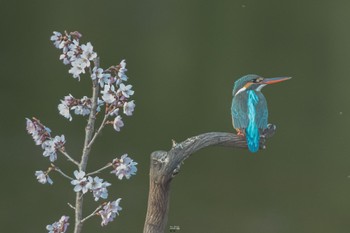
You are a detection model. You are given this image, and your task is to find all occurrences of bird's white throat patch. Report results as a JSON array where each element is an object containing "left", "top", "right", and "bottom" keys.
[
  {"left": 235, "top": 84, "right": 267, "bottom": 96},
  {"left": 234, "top": 87, "right": 246, "bottom": 96},
  {"left": 256, "top": 84, "right": 267, "bottom": 91}
]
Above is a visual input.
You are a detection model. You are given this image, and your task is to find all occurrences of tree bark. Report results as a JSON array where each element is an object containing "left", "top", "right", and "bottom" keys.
[{"left": 143, "top": 124, "right": 276, "bottom": 233}]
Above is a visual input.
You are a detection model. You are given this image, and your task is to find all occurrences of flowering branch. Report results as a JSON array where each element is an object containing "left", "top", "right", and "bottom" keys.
[{"left": 26, "top": 31, "right": 137, "bottom": 233}]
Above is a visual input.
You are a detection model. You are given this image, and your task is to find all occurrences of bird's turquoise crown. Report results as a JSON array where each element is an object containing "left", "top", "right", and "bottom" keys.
[{"left": 232, "top": 74, "right": 262, "bottom": 96}]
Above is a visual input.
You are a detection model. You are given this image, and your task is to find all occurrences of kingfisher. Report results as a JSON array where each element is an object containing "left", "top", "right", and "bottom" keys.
[{"left": 231, "top": 74, "right": 291, "bottom": 153}]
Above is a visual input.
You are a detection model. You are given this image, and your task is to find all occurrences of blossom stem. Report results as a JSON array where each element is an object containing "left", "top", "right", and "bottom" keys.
[
  {"left": 80, "top": 205, "right": 102, "bottom": 223},
  {"left": 86, "top": 163, "right": 112, "bottom": 176},
  {"left": 68, "top": 203, "right": 76, "bottom": 210},
  {"left": 52, "top": 165, "right": 74, "bottom": 180},
  {"left": 86, "top": 113, "right": 109, "bottom": 149},
  {"left": 59, "top": 148, "right": 80, "bottom": 166}
]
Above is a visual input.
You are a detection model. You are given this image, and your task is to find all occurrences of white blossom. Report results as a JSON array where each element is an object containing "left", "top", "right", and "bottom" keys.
[
  {"left": 26, "top": 118, "right": 65, "bottom": 162},
  {"left": 118, "top": 59, "right": 128, "bottom": 81},
  {"left": 46, "top": 215, "right": 69, "bottom": 233},
  {"left": 96, "top": 98, "right": 104, "bottom": 112},
  {"left": 58, "top": 102, "right": 72, "bottom": 121},
  {"left": 59, "top": 54, "right": 70, "bottom": 65},
  {"left": 111, "top": 154, "right": 137, "bottom": 180},
  {"left": 35, "top": 170, "right": 53, "bottom": 185},
  {"left": 71, "top": 170, "right": 88, "bottom": 194},
  {"left": 87, "top": 176, "right": 111, "bottom": 201},
  {"left": 68, "top": 66, "right": 84, "bottom": 80},
  {"left": 68, "top": 58, "right": 88, "bottom": 80},
  {"left": 72, "top": 105, "right": 90, "bottom": 116},
  {"left": 41, "top": 135, "right": 65, "bottom": 162},
  {"left": 110, "top": 108, "right": 119, "bottom": 117},
  {"left": 81, "top": 42, "right": 97, "bottom": 62},
  {"left": 58, "top": 95, "right": 102, "bottom": 120},
  {"left": 71, "top": 100, "right": 91, "bottom": 116},
  {"left": 118, "top": 83, "right": 134, "bottom": 98},
  {"left": 68, "top": 58, "right": 90, "bottom": 79},
  {"left": 50, "top": 31, "right": 99, "bottom": 81},
  {"left": 91, "top": 67, "right": 104, "bottom": 80},
  {"left": 123, "top": 100, "right": 135, "bottom": 116},
  {"left": 26, "top": 118, "right": 51, "bottom": 145},
  {"left": 98, "top": 199, "right": 122, "bottom": 226},
  {"left": 92, "top": 182, "right": 110, "bottom": 201},
  {"left": 98, "top": 73, "right": 112, "bottom": 88},
  {"left": 42, "top": 139, "right": 57, "bottom": 162},
  {"left": 66, "top": 40, "right": 79, "bottom": 62},
  {"left": 26, "top": 118, "right": 36, "bottom": 135},
  {"left": 113, "top": 116, "right": 124, "bottom": 132},
  {"left": 50, "top": 31, "right": 63, "bottom": 49},
  {"left": 101, "top": 84, "right": 116, "bottom": 104},
  {"left": 53, "top": 135, "right": 65, "bottom": 146},
  {"left": 86, "top": 176, "right": 103, "bottom": 190}
]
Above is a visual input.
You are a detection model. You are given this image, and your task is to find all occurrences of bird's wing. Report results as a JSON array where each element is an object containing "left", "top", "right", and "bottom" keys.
[
  {"left": 231, "top": 93, "right": 249, "bottom": 129},
  {"left": 256, "top": 92, "right": 268, "bottom": 129}
]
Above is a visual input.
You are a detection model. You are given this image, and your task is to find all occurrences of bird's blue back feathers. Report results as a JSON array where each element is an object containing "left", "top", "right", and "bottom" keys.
[{"left": 246, "top": 90, "right": 260, "bottom": 152}]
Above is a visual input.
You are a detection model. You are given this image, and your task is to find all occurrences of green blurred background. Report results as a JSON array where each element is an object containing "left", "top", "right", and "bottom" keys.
[{"left": 1, "top": 0, "right": 350, "bottom": 232}]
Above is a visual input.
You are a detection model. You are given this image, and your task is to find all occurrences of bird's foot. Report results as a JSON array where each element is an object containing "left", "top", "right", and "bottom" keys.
[
  {"left": 262, "top": 124, "right": 277, "bottom": 139},
  {"left": 236, "top": 129, "right": 245, "bottom": 137},
  {"left": 258, "top": 124, "right": 277, "bottom": 149}
]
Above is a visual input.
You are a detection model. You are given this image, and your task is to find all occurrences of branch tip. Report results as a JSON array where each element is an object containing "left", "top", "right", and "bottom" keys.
[
  {"left": 171, "top": 139, "right": 177, "bottom": 147},
  {"left": 68, "top": 203, "right": 76, "bottom": 210}
]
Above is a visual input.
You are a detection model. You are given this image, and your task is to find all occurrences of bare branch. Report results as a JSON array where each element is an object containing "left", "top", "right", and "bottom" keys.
[{"left": 143, "top": 124, "right": 276, "bottom": 233}]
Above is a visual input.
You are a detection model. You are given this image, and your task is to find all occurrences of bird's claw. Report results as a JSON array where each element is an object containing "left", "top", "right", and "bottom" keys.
[{"left": 236, "top": 129, "right": 245, "bottom": 137}]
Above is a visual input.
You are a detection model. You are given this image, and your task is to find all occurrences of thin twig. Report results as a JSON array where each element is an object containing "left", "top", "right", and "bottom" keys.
[
  {"left": 68, "top": 203, "right": 76, "bottom": 210},
  {"left": 86, "top": 163, "right": 113, "bottom": 176},
  {"left": 59, "top": 148, "right": 80, "bottom": 166},
  {"left": 86, "top": 113, "right": 109, "bottom": 149},
  {"left": 81, "top": 205, "right": 102, "bottom": 223},
  {"left": 51, "top": 164, "right": 74, "bottom": 180}
]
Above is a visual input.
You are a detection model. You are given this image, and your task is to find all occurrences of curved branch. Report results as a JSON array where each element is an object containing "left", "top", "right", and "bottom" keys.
[{"left": 143, "top": 124, "right": 276, "bottom": 233}]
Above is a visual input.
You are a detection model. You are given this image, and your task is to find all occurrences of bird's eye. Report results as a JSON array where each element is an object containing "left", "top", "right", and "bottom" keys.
[{"left": 255, "top": 78, "right": 263, "bottom": 83}]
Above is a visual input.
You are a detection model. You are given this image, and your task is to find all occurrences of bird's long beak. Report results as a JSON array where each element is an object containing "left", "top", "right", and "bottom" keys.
[{"left": 262, "top": 77, "right": 292, "bottom": 85}]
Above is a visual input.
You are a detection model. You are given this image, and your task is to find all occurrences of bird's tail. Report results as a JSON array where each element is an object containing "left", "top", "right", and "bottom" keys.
[{"left": 246, "top": 90, "right": 260, "bottom": 152}]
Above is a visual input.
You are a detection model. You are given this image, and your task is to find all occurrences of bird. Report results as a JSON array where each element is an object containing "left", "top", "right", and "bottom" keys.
[{"left": 231, "top": 74, "right": 291, "bottom": 153}]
